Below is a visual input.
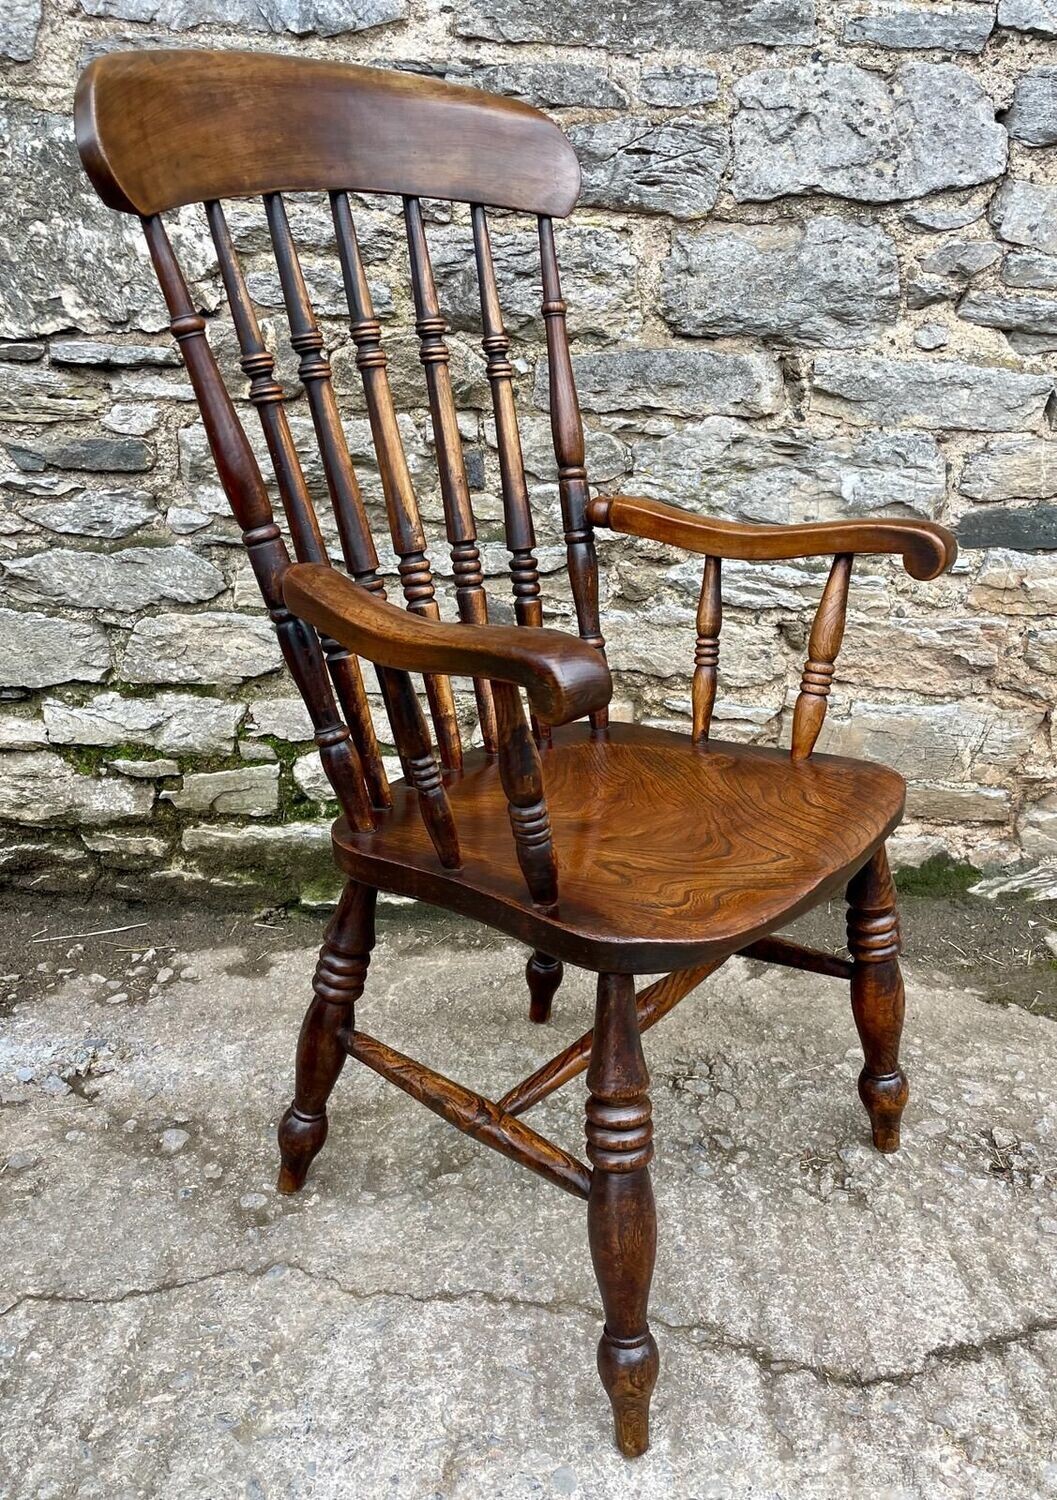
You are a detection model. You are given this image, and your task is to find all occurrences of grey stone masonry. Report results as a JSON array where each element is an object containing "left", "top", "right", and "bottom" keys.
[
  {"left": 2, "top": 0, "right": 1056, "bottom": 891},
  {"left": 732, "top": 64, "right": 1008, "bottom": 202},
  {"left": 660, "top": 218, "right": 900, "bottom": 346}
]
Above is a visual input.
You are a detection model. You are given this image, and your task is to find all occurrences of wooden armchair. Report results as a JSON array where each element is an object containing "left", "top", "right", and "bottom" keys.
[{"left": 75, "top": 50, "right": 957, "bottom": 1459}]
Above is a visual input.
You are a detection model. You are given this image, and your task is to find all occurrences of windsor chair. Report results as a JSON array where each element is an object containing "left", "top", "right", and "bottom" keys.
[{"left": 75, "top": 49, "right": 957, "bottom": 1458}]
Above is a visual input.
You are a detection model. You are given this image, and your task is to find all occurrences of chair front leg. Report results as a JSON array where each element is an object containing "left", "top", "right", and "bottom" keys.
[
  {"left": 277, "top": 880, "right": 377, "bottom": 1193},
  {"left": 586, "top": 972, "right": 659, "bottom": 1458},
  {"left": 846, "top": 845, "right": 908, "bottom": 1153}
]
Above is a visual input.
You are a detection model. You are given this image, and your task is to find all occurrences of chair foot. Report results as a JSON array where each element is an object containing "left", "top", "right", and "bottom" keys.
[
  {"left": 847, "top": 846, "right": 908, "bottom": 1154},
  {"left": 858, "top": 1068, "right": 909, "bottom": 1154},
  {"left": 526, "top": 950, "right": 563, "bottom": 1023},
  {"left": 598, "top": 1329, "right": 660, "bottom": 1458},
  {"left": 275, "top": 881, "right": 376, "bottom": 1194},
  {"left": 586, "top": 973, "right": 659, "bottom": 1458},
  {"left": 277, "top": 1106, "right": 328, "bottom": 1193}
]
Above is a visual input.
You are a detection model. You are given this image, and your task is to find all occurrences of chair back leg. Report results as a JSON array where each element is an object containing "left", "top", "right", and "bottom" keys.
[
  {"left": 526, "top": 950, "right": 563, "bottom": 1024},
  {"left": 277, "top": 881, "right": 377, "bottom": 1192}
]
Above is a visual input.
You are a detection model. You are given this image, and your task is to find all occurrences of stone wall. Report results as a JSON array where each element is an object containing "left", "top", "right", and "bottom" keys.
[{"left": 1, "top": 0, "right": 1056, "bottom": 904}]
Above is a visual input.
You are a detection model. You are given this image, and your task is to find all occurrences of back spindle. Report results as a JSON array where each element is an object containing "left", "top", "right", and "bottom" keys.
[
  {"left": 331, "top": 190, "right": 462, "bottom": 773},
  {"left": 471, "top": 205, "right": 543, "bottom": 635},
  {"left": 692, "top": 557, "right": 721, "bottom": 745},
  {"left": 404, "top": 195, "right": 498, "bottom": 754},
  {"left": 264, "top": 192, "right": 459, "bottom": 857},
  {"left": 206, "top": 199, "right": 390, "bottom": 809},
  {"left": 791, "top": 553, "right": 853, "bottom": 761},
  {"left": 141, "top": 213, "right": 374, "bottom": 832}
]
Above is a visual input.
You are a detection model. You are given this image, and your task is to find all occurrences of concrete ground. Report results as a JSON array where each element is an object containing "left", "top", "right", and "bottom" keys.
[{"left": 1, "top": 892, "right": 1056, "bottom": 1500}]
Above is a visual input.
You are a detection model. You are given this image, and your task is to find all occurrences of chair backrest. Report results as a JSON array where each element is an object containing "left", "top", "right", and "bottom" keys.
[{"left": 75, "top": 49, "right": 606, "bottom": 881}]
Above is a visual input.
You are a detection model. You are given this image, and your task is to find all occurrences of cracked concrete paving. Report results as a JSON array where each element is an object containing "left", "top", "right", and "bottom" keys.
[{"left": 1, "top": 900, "right": 1056, "bottom": 1499}]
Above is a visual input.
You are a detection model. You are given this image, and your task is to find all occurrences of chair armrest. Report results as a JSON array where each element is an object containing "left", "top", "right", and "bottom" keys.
[
  {"left": 283, "top": 563, "right": 612, "bottom": 727},
  {"left": 587, "top": 495, "right": 957, "bottom": 581}
]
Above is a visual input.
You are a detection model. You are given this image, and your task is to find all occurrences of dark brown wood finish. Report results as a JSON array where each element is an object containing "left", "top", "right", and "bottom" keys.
[
  {"left": 76, "top": 48, "right": 959, "bottom": 1459},
  {"left": 846, "top": 846, "right": 909, "bottom": 1152},
  {"left": 404, "top": 195, "right": 499, "bottom": 753},
  {"left": 586, "top": 973, "right": 659, "bottom": 1457}
]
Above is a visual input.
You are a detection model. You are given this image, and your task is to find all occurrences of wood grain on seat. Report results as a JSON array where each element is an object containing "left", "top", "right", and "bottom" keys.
[{"left": 332, "top": 722, "right": 905, "bottom": 972}]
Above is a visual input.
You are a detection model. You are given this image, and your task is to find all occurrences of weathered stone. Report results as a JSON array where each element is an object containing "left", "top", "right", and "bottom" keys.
[
  {"left": 991, "top": 181, "right": 1057, "bottom": 255},
  {"left": 2, "top": 547, "right": 224, "bottom": 613},
  {"left": 1004, "top": 67, "right": 1057, "bottom": 146},
  {"left": 660, "top": 218, "right": 899, "bottom": 347},
  {"left": 961, "top": 438, "right": 1057, "bottom": 501},
  {"left": 957, "top": 504, "right": 1057, "bottom": 550},
  {"left": 332, "top": 330, "right": 490, "bottom": 413},
  {"left": 914, "top": 323, "right": 950, "bottom": 350},
  {"left": 14, "top": 488, "right": 155, "bottom": 539},
  {"left": 843, "top": 2, "right": 994, "bottom": 52},
  {"left": 732, "top": 64, "right": 1007, "bottom": 203},
  {"left": 4, "top": 436, "right": 155, "bottom": 473},
  {"left": 0, "top": 365, "right": 104, "bottom": 425},
  {"left": 819, "top": 700, "right": 1042, "bottom": 779},
  {"left": 0, "top": 0, "right": 41, "bottom": 61},
  {"left": 570, "top": 119, "right": 729, "bottom": 219},
  {"left": 78, "top": 0, "right": 406, "bottom": 38},
  {"left": 810, "top": 355, "right": 1054, "bottom": 432},
  {"left": 639, "top": 67, "right": 720, "bottom": 108},
  {"left": 0, "top": 103, "right": 214, "bottom": 339},
  {"left": 1018, "top": 792, "right": 1057, "bottom": 858},
  {"left": 48, "top": 340, "right": 180, "bottom": 369},
  {"left": 108, "top": 758, "right": 180, "bottom": 779},
  {"left": 1024, "top": 628, "right": 1057, "bottom": 673},
  {"left": 536, "top": 349, "right": 783, "bottom": 419},
  {"left": 0, "top": 609, "right": 110, "bottom": 689},
  {"left": 0, "top": 707, "right": 47, "bottom": 749},
  {"left": 445, "top": 60, "right": 627, "bottom": 108},
  {"left": 959, "top": 287, "right": 1057, "bottom": 335},
  {"left": 120, "top": 612, "right": 281, "bottom": 684},
  {"left": 81, "top": 829, "right": 172, "bottom": 868},
  {"left": 454, "top": 0, "right": 814, "bottom": 52},
  {"left": 243, "top": 695, "right": 314, "bottom": 743},
  {"left": 293, "top": 753, "right": 332, "bottom": 802},
  {"left": 161, "top": 765, "right": 279, "bottom": 818},
  {"left": 904, "top": 190, "right": 990, "bottom": 232},
  {"left": 905, "top": 784, "right": 1011, "bottom": 822},
  {"left": 1002, "top": 252, "right": 1057, "bottom": 290},
  {"left": 968, "top": 549, "right": 1057, "bottom": 614},
  {"left": 391, "top": 224, "right": 640, "bottom": 347},
  {"left": 629, "top": 419, "right": 946, "bottom": 521},
  {"left": 998, "top": 0, "right": 1057, "bottom": 35},
  {"left": 0, "top": 341, "right": 45, "bottom": 362},
  {"left": 103, "top": 404, "right": 159, "bottom": 437},
  {"left": 516, "top": 414, "right": 632, "bottom": 487},
  {"left": 180, "top": 819, "right": 332, "bottom": 872},
  {"left": 223, "top": 199, "right": 396, "bottom": 262},
  {"left": 245, "top": 263, "right": 392, "bottom": 320},
  {"left": 919, "top": 241, "right": 1001, "bottom": 279},
  {"left": 43, "top": 691, "right": 243, "bottom": 755},
  {"left": 0, "top": 751, "right": 154, "bottom": 826},
  {"left": 0, "top": 829, "right": 95, "bottom": 891}
]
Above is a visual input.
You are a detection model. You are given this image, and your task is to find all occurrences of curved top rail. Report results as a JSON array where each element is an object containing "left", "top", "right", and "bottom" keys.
[{"left": 75, "top": 49, "right": 582, "bottom": 218}]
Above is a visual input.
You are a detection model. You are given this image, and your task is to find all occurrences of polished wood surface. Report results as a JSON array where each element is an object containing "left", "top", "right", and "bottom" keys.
[
  {"left": 284, "top": 562, "right": 611, "bottom": 727},
  {"left": 75, "top": 50, "right": 581, "bottom": 217},
  {"left": 588, "top": 493, "right": 957, "bottom": 580},
  {"left": 75, "top": 47, "right": 953, "bottom": 1458},
  {"left": 332, "top": 722, "right": 906, "bottom": 972}
]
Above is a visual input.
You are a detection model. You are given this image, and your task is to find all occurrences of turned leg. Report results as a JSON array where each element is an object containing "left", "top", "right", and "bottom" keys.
[
  {"left": 585, "top": 972, "right": 659, "bottom": 1459},
  {"left": 526, "top": 950, "right": 563, "bottom": 1024},
  {"left": 277, "top": 880, "right": 377, "bottom": 1194},
  {"left": 846, "top": 845, "right": 908, "bottom": 1153}
]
